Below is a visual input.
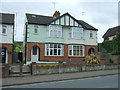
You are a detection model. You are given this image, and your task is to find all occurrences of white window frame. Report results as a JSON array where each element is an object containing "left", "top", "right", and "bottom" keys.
[
  {"left": 45, "top": 44, "right": 64, "bottom": 56},
  {"left": 69, "top": 27, "right": 83, "bottom": 39},
  {"left": 68, "top": 45, "right": 84, "bottom": 57},
  {"left": 48, "top": 25, "right": 63, "bottom": 38},
  {"left": 2, "top": 25, "right": 7, "bottom": 35},
  {"left": 34, "top": 25, "right": 38, "bottom": 34}
]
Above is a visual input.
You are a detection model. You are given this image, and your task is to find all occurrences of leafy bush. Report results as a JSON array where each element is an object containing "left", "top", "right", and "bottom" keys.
[
  {"left": 85, "top": 54, "right": 101, "bottom": 64},
  {"left": 101, "top": 32, "right": 120, "bottom": 55}
]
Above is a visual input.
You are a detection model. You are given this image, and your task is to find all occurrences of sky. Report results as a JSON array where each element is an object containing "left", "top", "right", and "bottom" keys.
[{"left": 1, "top": 0, "right": 119, "bottom": 43}]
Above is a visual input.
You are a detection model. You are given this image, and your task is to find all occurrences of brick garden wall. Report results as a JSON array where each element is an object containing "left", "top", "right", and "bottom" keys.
[
  {"left": 31, "top": 63, "right": 119, "bottom": 75},
  {"left": 2, "top": 63, "right": 119, "bottom": 78}
]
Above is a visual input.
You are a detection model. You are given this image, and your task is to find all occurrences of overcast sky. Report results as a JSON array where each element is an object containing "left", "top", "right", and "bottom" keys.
[{"left": 1, "top": 0, "right": 119, "bottom": 43}]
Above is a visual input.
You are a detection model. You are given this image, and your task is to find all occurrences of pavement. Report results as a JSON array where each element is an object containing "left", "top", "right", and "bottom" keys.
[{"left": 1, "top": 69, "right": 119, "bottom": 87}]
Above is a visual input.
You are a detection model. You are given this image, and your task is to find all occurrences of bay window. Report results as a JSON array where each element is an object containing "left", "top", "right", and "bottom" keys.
[
  {"left": 45, "top": 44, "right": 64, "bottom": 56},
  {"left": 47, "top": 25, "right": 62, "bottom": 38},
  {"left": 68, "top": 45, "right": 84, "bottom": 57},
  {"left": 69, "top": 27, "right": 83, "bottom": 39}
]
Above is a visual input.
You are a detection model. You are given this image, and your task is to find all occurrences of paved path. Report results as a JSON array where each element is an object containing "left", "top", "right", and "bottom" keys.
[{"left": 1, "top": 69, "right": 118, "bottom": 87}]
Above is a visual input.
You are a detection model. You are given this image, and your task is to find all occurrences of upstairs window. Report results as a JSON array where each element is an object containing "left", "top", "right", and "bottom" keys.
[
  {"left": 2, "top": 25, "right": 7, "bottom": 34},
  {"left": 34, "top": 25, "right": 38, "bottom": 34},
  {"left": 90, "top": 31, "right": 93, "bottom": 38},
  {"left": 47, "top": 25, "right": 62, "bottom": 38},
  {"left": 69, "top": 27, "right": 83, "bottom": 39}
]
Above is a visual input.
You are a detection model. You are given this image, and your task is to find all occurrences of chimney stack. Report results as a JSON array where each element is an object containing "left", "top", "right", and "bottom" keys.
[{"left": 53, "top": 11, "right": 60, "bottom": 18}]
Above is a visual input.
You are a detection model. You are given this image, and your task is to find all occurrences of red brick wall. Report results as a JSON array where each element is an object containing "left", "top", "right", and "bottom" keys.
[
  {"left": 26, "top": 43, "right": 98, "bottom": 63},
  {"left": 0, "top": 44, "right": 13, "bottom": 64},
  {"left": 85, "top": 45, "right": 98, "bottom": 56}
]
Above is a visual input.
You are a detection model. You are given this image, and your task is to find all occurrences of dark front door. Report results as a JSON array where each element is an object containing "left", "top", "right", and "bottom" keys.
[{"left": 1, "top": 48, "right": 7, "bottom": 63}]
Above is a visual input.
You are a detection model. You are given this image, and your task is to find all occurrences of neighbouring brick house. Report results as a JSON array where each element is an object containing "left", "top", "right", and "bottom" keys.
[
  {"left": 103, "top": 25, "right": 120, "bottom": 41},
  {"left": 23, "top": 11, "right": 98, "bottom": 64},
  {"left": 0, "top": 13, "right": 15, "bottom": 64}
]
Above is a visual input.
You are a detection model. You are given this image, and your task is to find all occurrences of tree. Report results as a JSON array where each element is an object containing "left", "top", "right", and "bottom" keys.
[
  {"left": 13, "top": 42, "right": 23, "bottom": 52},
  {"left": 112, "top": 32, "right": 120, "bottom": 55},
  {"left": 101, "top": 32, "right": 120, "bottom": 55}
]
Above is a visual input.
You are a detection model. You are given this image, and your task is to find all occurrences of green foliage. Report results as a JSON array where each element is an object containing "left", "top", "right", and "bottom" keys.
[
  {"left": 112, "top": 32, "right": 120, "bottom": 55},
  {"left": 14, "top": 42, "right": 23, "bottom": 52},
  {"left": 101, "top": 40, "right": 113, "bottom": 53},
  {"left": 101, "top": 32, "right": 120, "bottom": 55},
  {"left": 85, "top": 54, "right": 101, "bottom": 64}
]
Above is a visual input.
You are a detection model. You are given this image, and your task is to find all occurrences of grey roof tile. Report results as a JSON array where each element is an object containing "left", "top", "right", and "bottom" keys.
[{"left": 0, "top": 13, "right": 14, "bottom": 25}]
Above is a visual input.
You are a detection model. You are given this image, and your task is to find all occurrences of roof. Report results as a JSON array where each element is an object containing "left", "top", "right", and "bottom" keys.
[
  {"left": 26, "top": 13, "right": 54, "bottom": 25},
  {"left": 0, "top": 13, "right": 14, "bottom": 25},
  {"left": 103, "top": 26, "right": 120, "bottom": 38},
  {"left": 26, "top": 13, "right": 97, "bottom": 30},
  {"left": 77, "top": 20, "right": 98, "bottom": 30}
]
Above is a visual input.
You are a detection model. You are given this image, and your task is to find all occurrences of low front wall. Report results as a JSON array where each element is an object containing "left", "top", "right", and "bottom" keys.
[
  {"left": 31, "top": 64, "right": 119, "bottom": 75},
  {"left": 2, "top": 63, "right": 119, "bottom": 78}
]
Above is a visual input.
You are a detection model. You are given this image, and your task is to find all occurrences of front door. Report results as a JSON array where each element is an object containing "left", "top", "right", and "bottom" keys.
[
  {"left": 88, "top": 48, "right": 95, "bottom": 55},
  {"left": 31, "top": 46, "right": 39, "bottom": 62},
  {"left": 1, "top": 48, "right": 7, "bottom": 63}
]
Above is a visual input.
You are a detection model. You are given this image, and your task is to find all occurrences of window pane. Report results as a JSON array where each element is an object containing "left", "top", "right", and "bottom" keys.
[
  {"left": 47, "top": 44, "right": 49, "bottom": 48},
  {"left": 77, "top": 50, "right": 79, "bottom": 55},
  {"left": 50, "top": 44, "right": 53, "bottom": 48},
  {"left": 90, "top": 31, "right": 93, "bottom": 38},
  {"left": 58, "top": 49, "right": 61, "bottom": 55},
  {"left": 69, "top": 50, "right": 72, "bottom": 55},
  {"left": 73, "top": 46, "right": 77, "bottom": 50},
  {"left": 46, "top": 49, "right": 49, "bottom": 55},
  {"left": 34, "top": 25, "right": 38, "bottom": 34},
  {"left": 54, "top": 44, "right": 57, "bottom": 48},
  {"left": 80, "top": 50, "right": 83, "bottom": 56},
  {"left": 50, "top": 49, "right": 53, "bottom": 55},
  {"left": 54, "top": 49, "right": 57, "bottom": 55},
  {"left": 33, "top": 46, "right": 37, "bottom": 55},
  {"left": 58, "top": 44, "right": 61, "bottom": 48},
  {"left": 69, "top": 45, "right": 72, "bottom": 50},
  {"left": 34, "top": 29, "right": 38, "bottom": 33},
  {"left": 2, "top": 29, "right": 6, "bottom": 33}
]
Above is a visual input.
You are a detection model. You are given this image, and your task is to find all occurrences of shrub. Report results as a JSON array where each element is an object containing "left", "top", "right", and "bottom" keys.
[{"left": 85, "top": 54, "right": 101, "bottom": 64}]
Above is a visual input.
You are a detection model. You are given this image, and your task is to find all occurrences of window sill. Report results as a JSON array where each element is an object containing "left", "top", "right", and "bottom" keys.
[
  {"left": 48, "top": 37, "right": 64, "bottom": 39},
  {"left": 2, "top": 34, "right": 7, "bottom": 36},
  {"left": 34, "top": 33, "right": 39, "bottom": 35},
  {"left": 45, "top": 55, "right": 64, "bottom": 57},
  {"left": 68, "top": 38, "right": 83, "bottom": 40},
  {"left": 89, "top": 37, "right": 94, "bottom": 39},
  {"left": 68, "top": 56, "right": 85, "bottom": 57}
]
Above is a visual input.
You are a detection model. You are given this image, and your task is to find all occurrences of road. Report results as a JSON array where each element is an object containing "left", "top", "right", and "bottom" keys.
[{"left": 3, "top": 74, "right": 118, "bottom": 88}]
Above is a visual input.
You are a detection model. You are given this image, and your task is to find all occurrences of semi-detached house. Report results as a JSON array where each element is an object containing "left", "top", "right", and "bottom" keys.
[
  {"left": 0, "top": 13, "right": 14, "bottom": 64},
  {"left": 24, "top": 11, "right": 98, "bottom": 64}
]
